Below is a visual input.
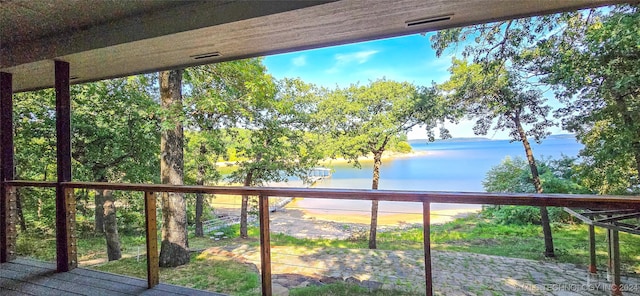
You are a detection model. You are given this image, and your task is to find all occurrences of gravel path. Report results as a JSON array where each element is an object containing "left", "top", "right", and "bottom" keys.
[
  {"left": 75, "top": 188, "right": 639, "bottom": 295},
  {"left": 204, "top": 243, "right": 640, "bottom": 296},
  {"left": 205, "top": 209, "right": 640, "bottom": 295}
]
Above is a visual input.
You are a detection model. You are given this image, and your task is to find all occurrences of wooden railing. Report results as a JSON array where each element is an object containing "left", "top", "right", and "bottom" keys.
[{"left": 5, "top": 180, "right": 640, "bottom": 296}]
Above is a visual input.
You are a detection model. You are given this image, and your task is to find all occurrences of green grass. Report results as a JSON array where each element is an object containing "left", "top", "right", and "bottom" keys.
[
  {"left": 92, "top": 253, "right": 261, "bottom": 296},
  {"left": 426, "top": 214, "right": 640, "bottom": 274},
  {"left": 190, "top": 215, "right": 640, "bottom": 274},
  {"left": 290, "top": 282, "right": 416, "bottom": 296},
  {"left": 16, "top": 232, "right": 146, "bottom": 262},
  {"left": 15, "top": 213, "right": 640, "bottom": 295}
]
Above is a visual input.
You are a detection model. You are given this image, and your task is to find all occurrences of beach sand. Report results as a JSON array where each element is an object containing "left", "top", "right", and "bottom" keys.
[{"left": 290, "top": 207, "right": 477, "bottom": 226}]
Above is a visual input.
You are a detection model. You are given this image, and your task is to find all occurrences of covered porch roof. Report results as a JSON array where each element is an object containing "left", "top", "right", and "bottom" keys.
[{"left": 0, "top": 0, "right": 626, "bottom": 93}]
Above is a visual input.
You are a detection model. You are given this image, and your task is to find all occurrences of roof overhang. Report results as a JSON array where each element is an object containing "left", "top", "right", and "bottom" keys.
[{"left": 0, "top": 0, "right": 629, "bottom": 92}]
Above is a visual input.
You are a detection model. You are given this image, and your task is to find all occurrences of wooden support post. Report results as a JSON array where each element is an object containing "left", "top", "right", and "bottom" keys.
[
  {"left": 588, "top": 224, "right": 597, "bottom": 274},
  {"left": 0, "top": 71, "right": 15, "bottom": 263},
  {"left": 423, "top": 201, "right": 433, "bottom": 296},
  {"left": 607, "top": 225, "right": 613, "bottom": 280},
  {"left": 55, "top": 60, "right": 75, "bottom": 272},
  {"left": 144, "top": 191, "right": 159, "bottom": 288},
  {"left": 610, "top": 229, "right": 622, "bottom": 296},
  {"left": 259, "top": 194, "right": 272, "bottom": 296}
]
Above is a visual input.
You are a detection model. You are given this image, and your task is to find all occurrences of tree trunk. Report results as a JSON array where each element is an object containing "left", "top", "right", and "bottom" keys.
[
  {"left": 95, "top": 189, "right": 104, "bottom": 233},
  {"left": 240, "top": 171, "right": 253, "bottom": 239},
  {"left": 515, "top": 118, "right": 555, "bottom": 258},
  {"left": 158, "top": 69, "right": 190, "bottom": 267},
  {"left": 102, "top": 188, "right": 121, "bottom": 261},
  {"left": 368, "top": 150, "right": 383, "bottom": 249},
  {"left": 195, "top": 143, "right": 206, "bottom": 237}
]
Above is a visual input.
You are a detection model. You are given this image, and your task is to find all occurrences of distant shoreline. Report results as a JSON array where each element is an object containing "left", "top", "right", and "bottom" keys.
[
  {"left": 319, "top": 150, "right": 428, "bottom": 166},
  {"left": 215, "top": 150, "right": 428, "bottom": 168}
]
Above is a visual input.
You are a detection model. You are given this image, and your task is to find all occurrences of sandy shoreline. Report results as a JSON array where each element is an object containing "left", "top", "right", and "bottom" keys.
[
  {"left": 214, "top": 150, "right": 429, "bottom": 168},
  {"left": 293, "top": 207, "right": 477, "bottom": 226},
  {"left": 266, "top": 207, "right": 478, "bottom": 240},
  {"left": 212, "top": 195, "right": 477, "bottom": 227},
  {"left": 213, "top": 197, "right": 478, "bottom": 240}
]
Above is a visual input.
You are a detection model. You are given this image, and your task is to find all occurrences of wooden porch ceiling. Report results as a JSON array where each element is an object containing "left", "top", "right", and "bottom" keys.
[{"left": 0, "top": 0, "right": 628, "bottom": 93}]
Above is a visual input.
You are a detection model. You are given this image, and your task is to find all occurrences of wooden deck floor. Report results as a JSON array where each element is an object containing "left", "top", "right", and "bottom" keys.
[{"left": 0, "top": 258, "right": 226, "bottom": 296}]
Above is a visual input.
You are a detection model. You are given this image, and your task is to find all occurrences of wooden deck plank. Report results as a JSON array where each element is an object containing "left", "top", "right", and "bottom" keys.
[
  {"left": 1, "top": 258, "right": 226, "bottom": 296},
  {"left": 67, "top": 268, "right": 148, "bottom": 287},
  {"left": 0, "top": 276, "right": 53, "bottom": 295},
  {"left": 4, "top": 260, "right": 144, "bottom": 295},
  {"left": 0, "top": 269, "right": 84, "bottom": 295}
]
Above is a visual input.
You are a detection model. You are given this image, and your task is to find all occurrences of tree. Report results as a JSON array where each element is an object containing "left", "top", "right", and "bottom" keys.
[
  {"left": 72, "top": 77, "right": 159, "bottom": 261},
  {"left": 229, "top": 78, "right": 322, "bottom": 238},
  {"left": 439, "top": 58, "right": 556, "bottom": 257},
  {"left": 158, "top": 69, "right": 190, "bottom": 267},
  {"left": 183, "top": 59, "right": 274, "bottom": 236},
  {"left": 431, "top": 14, "right": 570, "bottom": 257},
  {"left": 534, "top": 6, "right": 640, "bottom": 194},
  {"left": 318, "top": 79, "right": 447, "bottom": 249},
  {"left": 13, "top": 89, "right": 57, "bottom": 233}
]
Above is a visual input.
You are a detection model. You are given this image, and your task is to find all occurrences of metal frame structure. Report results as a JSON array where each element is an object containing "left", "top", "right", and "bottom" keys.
[{"left": 564, "top": 208, "right": 640, "bottom": 295}]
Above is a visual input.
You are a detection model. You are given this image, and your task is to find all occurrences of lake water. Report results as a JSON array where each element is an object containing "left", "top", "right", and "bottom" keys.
[{"left": 293, "top": 135, "right": 583, "bottom": 215}]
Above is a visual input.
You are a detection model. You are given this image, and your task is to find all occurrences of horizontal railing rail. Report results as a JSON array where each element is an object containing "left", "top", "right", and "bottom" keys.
[
  {"left": 5, "top": 180, "right": 640, "bottom": 296},
  {"left": 7, "top": 180, "right": 640, "bottom": 209}
]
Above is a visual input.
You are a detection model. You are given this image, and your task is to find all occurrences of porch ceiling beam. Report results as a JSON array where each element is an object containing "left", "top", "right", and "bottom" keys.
[{"left": 0, "top": 0, "right": 629, "bottom": 93}]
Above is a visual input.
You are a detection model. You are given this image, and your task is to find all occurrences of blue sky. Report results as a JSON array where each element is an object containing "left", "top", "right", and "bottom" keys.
[{"left": 263, "top": 33, "right": 566, "bottom": 140}]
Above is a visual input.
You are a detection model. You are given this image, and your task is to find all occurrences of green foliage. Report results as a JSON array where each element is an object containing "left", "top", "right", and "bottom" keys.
[
  {"left": 441, "top": 59, "right": 554, "bottom": 144},
  {"left": 183, "top": 59, "right": 274, "bottom": 186},
  {"left": 482, "top": 156, "right": 589, "bottom": 224},
  {"left": 228, "top": 78, "right": 324, "bottom": 186},
  {"left": 318, "top": 79, "right": 447, "bottom": 164},
  {"left": 481, "top": 206, "right": 570, "bottom": 226},
  {"left": 13, "top": 76, "right": 159, "bottom": 237},
  {"left": 72, "top": 76, "right": 160, "bottom": 183},
  {"left": 393, "top": 141, "right": 413, "bottom": 153},
  {"left": 535, "top": 6, "right": 640, "bottom": 194}
]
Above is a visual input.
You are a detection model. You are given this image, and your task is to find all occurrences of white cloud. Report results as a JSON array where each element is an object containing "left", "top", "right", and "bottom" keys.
[
  {"left": 335, "top": 50, "right": 379, "bottom": 64},
  {"left": 326, "top": 50, "right": 380, "bottom": 73},
  {"left": 291, "top": 55, "right": 307, "bottom": 67}
]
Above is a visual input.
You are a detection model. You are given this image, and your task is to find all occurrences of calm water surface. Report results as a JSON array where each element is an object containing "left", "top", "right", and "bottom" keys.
[{"left": 294, "top": 136, "right": 583, "bottom": 214}]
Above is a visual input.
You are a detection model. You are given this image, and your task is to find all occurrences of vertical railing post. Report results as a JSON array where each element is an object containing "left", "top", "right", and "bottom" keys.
[
  {"left": 65, "top": 187, "right": 77, "bottom": 267},
  {"left": 607, "top": 224, "right": 613, "bottom": 280},
  {"left": 422, "top": 201, "right": 433, "bottom": 296},
  {"left": 55, "top": 60, "right": 75, "bottom": 272},
  {"left": 0, "top": 71, "right": 15, "bottom": 263},
  {"left": 588, "top": 224, "right": 597, "bottom": 274},
  {"left": 3, "top": 186, "right": 16, "bottom": 261},
  {"left": 145, "top": 191, "right": 159, "bottom": 288},
  {"left": 259, "top": 194, "right": 272, "bottom": 296},
  {"left": 611, "top": 229, "right": 622, "bottom": 296}
]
